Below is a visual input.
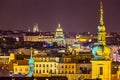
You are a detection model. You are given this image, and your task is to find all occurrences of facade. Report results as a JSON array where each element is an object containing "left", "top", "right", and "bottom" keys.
[
  {"left": 13, "top": 60, "right": 29, "bottom": 75},
  {"left": 33, "top": 56, "right": 59, "bottom": 76}
]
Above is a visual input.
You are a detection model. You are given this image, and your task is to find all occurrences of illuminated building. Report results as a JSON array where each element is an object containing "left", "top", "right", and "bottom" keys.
[
  {"left": 33, "top": 56, "right": 59, "bottom": 76},
  {"left": 23, "top": 24, "right": 77, "bottom": 45},
  {"left": 91, "top": 1, "right": 112, "bottom": 80},
  {"left": 59, "top": 57, "right": 76, "bottom": 74},
  {"left": 54, "top": 23, "right": 65, "bottom": 45},
  {"left": 13, "top": 60, "right": 29, "bottom": 75},
  {"left": 33, "top": 24, "right": 39, "bottom": 32},
  {"left": 0, "top": 55, "right": 9, "bottom": 64}
]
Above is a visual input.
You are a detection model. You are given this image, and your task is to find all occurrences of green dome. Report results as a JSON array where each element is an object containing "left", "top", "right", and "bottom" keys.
[{"left": 92, "top": 44, "right": 111, "bottom": 59}]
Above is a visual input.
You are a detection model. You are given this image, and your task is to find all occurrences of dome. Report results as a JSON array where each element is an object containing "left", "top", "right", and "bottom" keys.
[
  {"left": 98, "top": 25, "right": 105, "bottom": 32},
  {"left": 56, "top": 27, "right": 63, "bottom": 32},
  {"left": 92, "top": 44, "right": 111, "bottom": 59},
  {"left": 29, "top": 58, "right": 34, "bottom": 64}
]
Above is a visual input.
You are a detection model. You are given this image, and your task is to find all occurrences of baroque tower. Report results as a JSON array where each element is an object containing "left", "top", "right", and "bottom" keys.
[
  {"left": 91, "top": 1, "right": 112, "bottom": 80},
  {"left": 28, "top": 47, "right": 34, "bottom": 77}
]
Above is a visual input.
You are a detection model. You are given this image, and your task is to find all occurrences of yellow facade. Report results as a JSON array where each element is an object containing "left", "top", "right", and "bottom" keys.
[
  {"left": 33, "top": 57, "right": 59, "bottom": 76},
  {"left": 13, "top": 64, "right": 29, "bottom": 74},
  {"left": 34, "top": 62, "right": 59, "bottom": 74},
  {"left": 91, "top": 60, "right": 111, "bottom": 80},
  {"left": 59, "top": 63, "right": 76, "bottom": 74}
]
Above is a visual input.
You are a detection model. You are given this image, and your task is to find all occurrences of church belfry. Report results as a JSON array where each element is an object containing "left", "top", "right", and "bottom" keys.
[
  {"left": 91, "top": 1, "right": 112, "bottom": 80},
  {"left": 28, "top": 47, "right": 34, "bottom": 77}
]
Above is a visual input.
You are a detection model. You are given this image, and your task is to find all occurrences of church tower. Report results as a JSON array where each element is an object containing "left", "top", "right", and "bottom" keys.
[
  {"left": 28, "top": 47, "right": 34, "bottom": 77},
  {"left": 91, "top": 1, "right": 112, "bottom": 80}
]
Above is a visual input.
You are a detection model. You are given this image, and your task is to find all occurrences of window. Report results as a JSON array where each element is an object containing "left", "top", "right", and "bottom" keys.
[
  {"left": 72, "top": 71, "right": 74, "bottom": 74},
  {"left": 65, "top": 71, "right": 67, "bottom": 74},
  {"left": 36, "top": 64, "right": 38, "bottom": 67},
  {"left": 54, "top": 64, "right": 56, "bottom": 67},
  {"left": 36, "top": 70, "right": 38, "bottom": 73},
  {"left": 47, "top": 70, "right": 48, "bottom": 73},
  {"left": 72, "top": 65, "right": 74, "bottom": 68},
  {"left": 39, "top": 70, "right": 41, "bottom": 73},
  {"left": 50, "top": 69, "right": 52, "bottom": 73},
  {"left": 43, "top": 70, "right": 45, "bottom": 73},
  {"left": 54, "top": 69, "right": 56, "bottom": 73},
  {"left": 65, "top": 65, "right": 67, "bottom": 68},
  {"left": 20, "top": 68, "right": 22, "bottom": 71},
  {"left": 15, "top": 68, "right": 17, "bottom": 71},
  {"left": 51, "top": 64, "right": 52, "bottom": 67},
  {"left": 100, "top": 67, "right": 103, "bottom": 75},
  {"left": 69, "top": 71, "right": 71, "bottom": 74},
  {"left": 46, "top": 64, "right": 48, "bottom": 67},
  {"left": 39, "top": 64, "right": 41, "bottom": 67},
  {"left": 69, "top": 65, "right": 71, "bottom": 68},
  {"left": 43, "top": 64, "right": 45, "bottom": 67},
  {"left": 25, "top": 68, "right": 28, "bottom": 71}
]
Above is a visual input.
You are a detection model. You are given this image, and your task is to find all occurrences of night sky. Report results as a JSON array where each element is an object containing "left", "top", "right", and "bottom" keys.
[{"left": 0, "top": 0, "right": 120, "bottom": 33}]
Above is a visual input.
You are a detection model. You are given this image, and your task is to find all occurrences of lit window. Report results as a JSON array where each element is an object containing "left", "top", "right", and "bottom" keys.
[
  {"left": 100, "top": 67, "right": 103, "bottom": 75},
  {"left": 65, "top": 71, "right": 67, "bottom": 74},
  {"left": 43, "top": 64, "right": 45, "bottom": 67},
  {"left": 43, "top": 70, "right": 45, "bottom": 73},
  {"left": 36, "top": 70, "right": 38, "bottom": 73},
  {"left": 65, "top": 65, "right": 67, "bottom": 68},
  {"left": 46, "top": 64, "right": 48, "bottom": 67},
  {"left": 36, "top": 64, "right": 38, "bottom": 67},
  {"left": 39, "top": 64, "right": 41, "bottom": 67},
  {"left": 51, "top": 64, "right": 52, "bottom": 67}
]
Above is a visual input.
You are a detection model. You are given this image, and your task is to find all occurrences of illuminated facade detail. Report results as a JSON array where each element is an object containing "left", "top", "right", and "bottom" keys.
[
  {"left": 13, "top": 60, "right": 29, "bottom": 75},
  {"left": 54, "top": 23, "right": 65, "bottom": 45},
  {"left": 59, "top": 58, "right": 76, "bottom": 74},
  {"left": 33, "top": 24, "right": 39, "bottom": 32},
  {"left": 0, "top": 56, "right": 9, "bottom": 64},
  {"left": 91, "top": 1, "right": 112, "bottom": 80},
  {"left": 9, "top": 53, "right": 15, "bottom": 62},
  {"left": 28, "top": 47, "right": 34, "bottom": 77},
  {"left": 33, "top": 57, "right": 59, "bottom": 76}
]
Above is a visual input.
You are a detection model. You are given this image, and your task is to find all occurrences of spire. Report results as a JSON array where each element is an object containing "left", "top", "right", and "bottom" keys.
[
  {"left": 30, "top": 47, "right": 33, "bottom": 58},
  {"left": 100, "top": 0, "right": 104, "bottom": 25}
]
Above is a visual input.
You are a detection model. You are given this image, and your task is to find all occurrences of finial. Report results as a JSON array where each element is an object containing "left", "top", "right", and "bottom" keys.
[
  {"left": 58, "top": 23, "right": 61, "bottom": 27},
  {"left": 100, "top": 0, "right": 104, "bottom": 25}
]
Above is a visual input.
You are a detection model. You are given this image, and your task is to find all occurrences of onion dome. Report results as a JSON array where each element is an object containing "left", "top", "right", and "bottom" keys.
[{"left": 92, "top": 44, "right": 111, "bottom": 59}]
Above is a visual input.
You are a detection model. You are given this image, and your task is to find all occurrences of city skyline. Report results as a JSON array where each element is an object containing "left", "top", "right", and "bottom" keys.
[{"left": 0, "top": 0, "right": 120, "bottom": 33}]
